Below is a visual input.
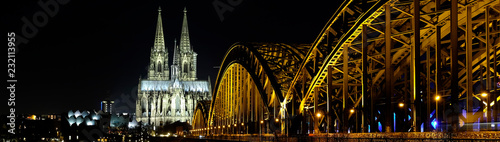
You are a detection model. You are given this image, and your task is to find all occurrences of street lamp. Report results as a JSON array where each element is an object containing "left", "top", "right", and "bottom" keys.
[
  {"left": 481, "top": 92, "right": 488, "bottom": 97},
  {"left": 260, "top": 120, "right": 264, "bottom": 124},
  {"left": 482, "top": 92, "right": 489, "bottom": 125},
  {"left": 316, "top": 113, "right": 322, "bottom": 118},
  {"left": 350, "top": 109, "right": 355, "bottom": 113},
  {"left": 275, "top": 118, "right": 279, "bottom": 122},
  {"left": 398, "top": 103, "right": 404, "bottom": 108}
]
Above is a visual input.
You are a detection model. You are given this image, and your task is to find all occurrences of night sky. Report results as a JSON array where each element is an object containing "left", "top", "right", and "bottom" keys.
[{"left": 2, "top": 0, "right": 339, "bottom": 115}]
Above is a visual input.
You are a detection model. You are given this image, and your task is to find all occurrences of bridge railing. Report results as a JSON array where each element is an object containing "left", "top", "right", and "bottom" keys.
[{"left": 199, "top": 131, "right": 500, "bottom": 141}]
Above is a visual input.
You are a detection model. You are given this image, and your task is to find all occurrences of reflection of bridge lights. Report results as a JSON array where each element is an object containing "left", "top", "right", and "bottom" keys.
[
  {"left": 275, "top": 118, "right": 279, "bottom": 122},
  {"left": 241, "top": 123, "right": 244, "bottom": 126},
  {"left": 234, "top": 124, "right": 237, "bottom": 127},
  {"left": 260, "top": 120, "right": 264, "bottom": 124},
  {"left": 228, "top": 125, "right": 231, "bottom": 128}
]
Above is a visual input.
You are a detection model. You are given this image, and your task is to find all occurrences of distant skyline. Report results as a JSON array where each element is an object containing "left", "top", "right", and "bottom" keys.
[{"left": 2, "top": 0, "right": 339, "bottom": 114}]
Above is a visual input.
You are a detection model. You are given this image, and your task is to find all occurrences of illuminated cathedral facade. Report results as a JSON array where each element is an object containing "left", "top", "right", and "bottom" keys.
[{"left": 136, "top": 7, "right": 211, "bottom": 126}]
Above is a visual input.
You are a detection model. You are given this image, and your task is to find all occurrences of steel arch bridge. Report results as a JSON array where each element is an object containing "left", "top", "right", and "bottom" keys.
[{"left": 192, "top": 0, "right": 500, "bottom": 136}]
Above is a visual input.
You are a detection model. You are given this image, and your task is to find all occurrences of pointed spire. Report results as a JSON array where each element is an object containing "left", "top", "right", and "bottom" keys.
[
  {"left": 179, "top": 6, "right": 191, "bottom": 52},
  {"left": 173, "top": 38, "right": 179, "bottom": 65},
  {"left": 154, "top": 6, "right": 166, "bottom": 52}
]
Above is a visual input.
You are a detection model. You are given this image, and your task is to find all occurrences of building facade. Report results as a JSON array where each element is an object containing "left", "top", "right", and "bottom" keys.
[
  {"left": 101, "top": 100, "right": 114, "bottom": 113},
  {"left": 136, "top": 7, "right": 211, "bottom": 126}
]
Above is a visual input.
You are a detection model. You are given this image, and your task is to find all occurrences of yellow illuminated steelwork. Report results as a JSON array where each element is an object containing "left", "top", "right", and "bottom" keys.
[{"left": 202, "top": 0, "right": 500, "bottom": 135}]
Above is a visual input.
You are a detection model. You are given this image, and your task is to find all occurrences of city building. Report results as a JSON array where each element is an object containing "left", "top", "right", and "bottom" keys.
[
  {"left": 62, "top": 110, "right": 139, "bottom": 141},
  {"left": 135, "top": 7, "right": 211, "bottom": 126},
  {"left": 101, "top": 100, "right": 114, "bottom": 113}
]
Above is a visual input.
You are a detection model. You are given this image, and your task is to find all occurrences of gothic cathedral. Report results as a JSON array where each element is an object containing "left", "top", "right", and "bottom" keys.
[{"left": 136, "top": 7, "right": 211, "bottom": 126}]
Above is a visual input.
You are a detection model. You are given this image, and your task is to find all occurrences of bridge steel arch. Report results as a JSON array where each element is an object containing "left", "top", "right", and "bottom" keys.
[
  {"left": 192, "top": 100, "right": 210, "bottom": 135},
  {"left": 285, "top": 0, "right": 500, "bottom": 134},
  {"left": 194, "top": 0, "right": 500, "bottom": 137},
  {"left": 202, "top": 43, "right": 310, "bottom": 135}
]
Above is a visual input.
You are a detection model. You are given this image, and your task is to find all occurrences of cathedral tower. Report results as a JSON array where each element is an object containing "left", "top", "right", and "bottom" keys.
[
  {"left": 148, "top": 7, "right": 169, "bottom": 80},
  {"left": 172, "top": 7, "right": 197, "bottom": 81},
  {"left": 137, "top": 6, "right": 210, "bottom": 126}
]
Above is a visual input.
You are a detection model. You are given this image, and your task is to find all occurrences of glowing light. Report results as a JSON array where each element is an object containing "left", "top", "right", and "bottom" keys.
[
  {"left": 431, "top": 119, "right": 437, "bottom": 129},
  {"left": 481, "top": 92, "right": 488, "bottom": 97},
  {"left": 393, "top": 113, "right": 396, "bottom": 131},
  {"left": 234, "top": 124, "right": 237, "bottom": 127},
  {"left": 86, "top": 121, "right": 94, "bottom": 126},
  {"left": 316, "top": 113, "right": 321, "bottom": 118},
  {"left": 377, "top": 122, "right": 382, "bottom": 132},
  {"left": 435, "top": 95, "right": 440, "bottom": 101},
  {"left": 241, "top": 123, "right": 244, "bottom": 126},
  {"left": 260, "top": 120, "right": 264, "bottom": 124},
  {"left": 350, "top": 109, "right": 355, "bottom": 113},
  {"left": 398, "top": 103, "right": 404, "bottom": 108},
  {"left": 28, "top": 115, "right": 37, "bottom": 120},
  {"left": 275, "top": 118, "right": 279, "bottom": 122}
]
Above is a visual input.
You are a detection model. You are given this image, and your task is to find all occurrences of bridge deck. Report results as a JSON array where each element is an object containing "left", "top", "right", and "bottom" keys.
[{"left": 196, "top": 131, "right": 500, "bottom": 141}]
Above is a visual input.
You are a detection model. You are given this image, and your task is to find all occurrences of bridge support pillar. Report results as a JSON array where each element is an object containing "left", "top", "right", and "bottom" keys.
[
  {"left": 361, "top": 24, "right": 368, "bottom": 133},
  {"left": 384, "top": 3, "right": 393, "bottom": 133},
  {"left": 327, "top": 66, "right": 333, "bottom": 134},
  {"left": 450, "top": 0, "right": 460, "bottom": 132},
  {"left": 343, "top": 43, "right": 349, "bottom": 133},
  {"left": 314, "top": 87, "right": 320, "bottom": 134},
  {"left": 466, "top": 4, "right": 473, "bottom": 131}
]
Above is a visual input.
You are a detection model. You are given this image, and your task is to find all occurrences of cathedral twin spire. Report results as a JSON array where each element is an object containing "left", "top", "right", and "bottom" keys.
[
  {"left": 179, "top": 7, "right": 192, "bottom": 53},
  {"left": 148, "top": 6, "right": 197, "bottom": 81},
  {"left": 154, "top": 7, "right": 166, "bottom": 52},
  {"left": 148, "top": 6, "right": 169, "bottom": 80}
]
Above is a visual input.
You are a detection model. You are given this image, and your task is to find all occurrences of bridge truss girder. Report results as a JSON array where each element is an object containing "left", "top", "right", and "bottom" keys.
[
  {"left": 196, "top": 0, "right": 500, "bottom": 136},
  {"left": 287, "top": 0, "right": 500, "bottom": 134}
]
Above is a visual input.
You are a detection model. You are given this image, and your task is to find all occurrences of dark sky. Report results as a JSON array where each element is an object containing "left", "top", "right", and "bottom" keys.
[{"left": 2, "top": 0, "right": 339, "bottom": 115}]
